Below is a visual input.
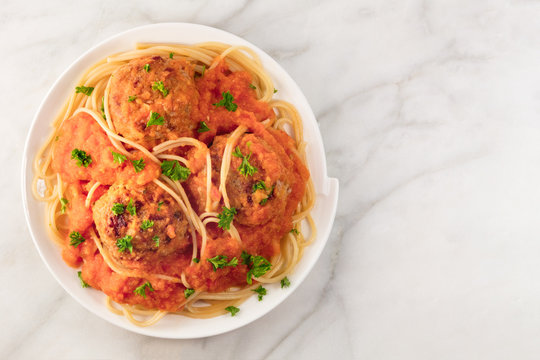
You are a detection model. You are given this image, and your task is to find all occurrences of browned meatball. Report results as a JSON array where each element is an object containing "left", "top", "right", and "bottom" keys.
[
  {"left": 108, "top": 56, "right": 199, "bottom": 149},
  {"left": 93, "top": 182, "right": 190, "bottom": 267},
  {"left": 209, "top": 133, "right": 290, "bottom": 226}
]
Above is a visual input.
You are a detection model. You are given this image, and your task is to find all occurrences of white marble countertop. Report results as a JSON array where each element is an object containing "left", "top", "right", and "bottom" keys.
[{"left": 3, "top": 0, "right": 540, "bottom": 358}]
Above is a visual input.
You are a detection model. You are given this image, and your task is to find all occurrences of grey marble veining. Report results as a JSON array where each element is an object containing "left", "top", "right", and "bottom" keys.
[{"left": 3, "top": 0, "right": 540, "bottom": 358}]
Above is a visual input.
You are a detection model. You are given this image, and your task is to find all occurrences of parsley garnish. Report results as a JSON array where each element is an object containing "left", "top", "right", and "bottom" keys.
[
  {"left": 146, "top": 111, "right": 165, "bottom": 127},
  {"left": 217, "top": 206, "right": 237, "bottom": 230},
  {"left": 127, "top": 95, "right": 137, "bottom": 102},
  {"left": 153, "top": 236, "right": 159, "bottom": 247},
  {"left": 78, "top": 271, "right": 90, "bottom": 288},
  {"left": 249, "top": 84, "right": 256, "bottom": 90},
  {"left": 71, "top": 149, "right": 92, "bottom": 167},
  {"left": 213, "top": 91, "right": 238, "bottom": 112},
  {"left": 157, "top": 200, "right": 164, "bottom": 211},
  {"left": 193, "top": 258, "right": 200, "bottom": 263},
  {"left": 111, "top": 203, "right": 125, "bottom": 215},
  {"left": 201, "top": 65, "right": 206, "bottom": 77},
  {"left": 112, "top": 151, "right": 127, "bottom": 164},
  {"left": 207, "top": 255, "right": 238, "bottom": 271},
  {"left": 134, "top": 281, "right": 154, "bottom": 298},
  {"left": 140, "top": 219, "right": 154, "bottom": 231},
  {"left": 225, "top": 306, "right": 240, "bottom": 316},
  {"left": 281, "top": 276, "right": 291, "bottom": 288},
  {"left": 131, "top": 158, "right": 145, "bottom": 173},
  {"left": 100, "top": 96, "right": 106, "bottom": 120},
  {"left": 252, "top": 180, "right": 267, "bottom": 193},
  {"left": 152, "top": 81, "right": 169, "bottom": 97},
  {"left": 161, "top": 160, "right": 190, "bottom": 181},
  {"left": 184, "top": 288, "right": 195, "bottom": 298},
  {"left": 55, "top": 136, "right": 59, "bottom": 141},
  {"left": 232, "top": 146, "right": 257, "bottom": 177},
  {"left": 197, "top": 121, "right": 210, "bottom": 133},
  {"left": 273, "top": 88, "right": 278, "bottom": 93},
  {"left": 143, "top": 64, "right": 150, "bottom": 72},
  {"left": 169, "top": 52, "right": 174, "bottom": 59},
  {"left": 252, "top": 285, "right": 267, "bottom": 301},
  {"left": 60, "top": 197, "right": 68, "bottom": 214},
  {"left": 116, "top": 235, "right": 133, "bottom": 253},
  {"left": 259, "top": 185, "right": 274, "bottom": 206},
  {"left": 75, "top": 85, "right": 94, "bottom": 96},
  {"left": 69, "top": 231, "right": 86, "bottom": 247},
  {"left": 241, "top": 251, "right": 272, "bottom": 284},
  {"left": 290, "top": 228, "right": 299, "bottom": 235},
  {"left": 126, "top": 198, "right": 136, "bottom": 216}
]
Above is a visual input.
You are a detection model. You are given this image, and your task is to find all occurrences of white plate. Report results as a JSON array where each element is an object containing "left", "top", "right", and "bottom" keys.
[{"left": 21, "top": 23, "right": 339, "bottom": 339}]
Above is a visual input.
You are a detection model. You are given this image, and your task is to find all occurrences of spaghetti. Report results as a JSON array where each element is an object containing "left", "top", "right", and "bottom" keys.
[{"left": 33, "top": 42, "right": 315, "bottom": 326}]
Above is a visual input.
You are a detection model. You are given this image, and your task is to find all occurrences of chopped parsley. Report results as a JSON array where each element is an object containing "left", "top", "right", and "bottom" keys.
[
  {"left": 217, "top": 206, "right": 237, "bottom": 230},
  {"left": 281, "top": 276, "right": 291, "bottom": 288},
  {"left": 197, "top": 121, "right": 210, "bottom": 133},
  {"left": 241, "top": 251, "right": 272, "bottom": 284},
  {"left": 146, "top": 111, "right": 165, "bottom": 127},
  {"left": 75, "top": 85, "right": 94, "bottom": 96},
  {"left": 225, "top": 306, "right": 240, "bottom": 316},
  {"left": 193, "top": 258, "right": 200, "bottom": 263},
  {"left": 213, "top": 91, "right": 238, "bottom": 112},
  {"left": 232, "top": 146, "right": 257, "bottom": 177},
  {"left": 290, "top": 228, "right": 299, "bottom": 235},
  {"left": 161, "top": 160, "right": 190, "bottom": 181},
  {"left": 78, "top": 271, "right": 90, "bottom": 288},
  {"left": 127, "top": 95, "right": 137, "bottom": 102},
  {"left": 157, "top": 200, "right": 164, "bottom": 211},
  {"left": 252, "top": 285, "right": 267, "bottom": 301},
  {"left": 140, "top": 219, "right": 154, "bottom": 231},
  {"left": 151, "top": 81, "right": 169, "bottom": 97},
  {"left": 252, "top": 180, "right": 267, "bottom": 193},
  {"left": 259, "top": 185, "right": 275, "bottom": 206},
  {"left": 100, "top": 97, "right": 106, "bottom": 119},
  {"left": 71, "top": 149, "right": 92, "bottom": 167},
  {"left": 201, "top": 65, "right": 206, "bottom": 77},
  {"left": 184, "top": 288, "right": 195, "bottom": 298},
  {"left": 153, "top": 236, "right": 159, "bottom": 247},
  {"left": 116, "top": 235, "right": 133, "bottom": 253},
  {"left": 60, "top": 197, "right": 68, "bottom": 214},
  {"left": 126, "top": 198, "right": 136, "bottom": 216},
  {"left": 207, "top": 255, "right": 238, "bottom": 271},
  {"left": 133, "top": 281, "right": 154, "bottom": 298},
  {"left": 143, "top": 64, "right": 150, "bottom": 72},
  {"left": 55, "top": 136, "right": 59, "bottom": 142},
  {"left": 169, "top": 52, "right": 174, "bottom": 59},
  {"left": 69, "top": 231, "right": 86, "bottom": 247},
  {"left": 112, "top": 151, "right": 127, "bottom": 164},
  {"left": 111, "top": 203, "right": 125, "bottom": 215},
  {"left": 273, "top": 88, "right": 278, "bottom": 93},
  {"left": 249, "top": 84, "right": 256, "bottom": 90},
  {"left": 131, "top": 158, "right": 146, "bottom": 173}
]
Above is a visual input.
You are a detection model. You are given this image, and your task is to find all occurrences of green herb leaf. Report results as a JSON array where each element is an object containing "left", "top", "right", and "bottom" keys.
[
  {"left": 193, "top": 258, "right": 200, "bottom": 263},
  {"left": 197, "top": 121, "right": 210, "bottom": 133},
  {"left": 207, "top": 255, "right": 238, "bottom": 271},
  {"left": 75, "top": 86, "right": 94, "bottom": 96},
  {"left": 112, "top": 151, "right": 127, "bottom": 164},
  {"left": 152, "top": 81, "right": 169, "bottom": 97},
  {"left": 232, "top": 146, "right": 257, "bottom": 177},
  {"left": 126, "top": 198, "right": 136, "bottom": 216},
  {"left": 157, "top": 200, "right": 164, "bottom": 211},
  {"left": 116, "top": 235, "right": 133, "bottom": 253},
  {"left": 252, "top": 180, "right": 267, "bottom": 193},
  {"left": 143, "top": 64, "right": 150, "bottom": 72},
  {"left": 69, "top": 231, "right": 86, "bottom": 247},
  {"left": 252, "top": 285, "right": 267, "bottom": 301},
  {"left": 290, "top": 228, "right": 299, "bottom": 235},
  {"left": 217, "top": 206, "right": 237, "bottom": 230},
  {"left": 169, "top": 52, "right": 174, "bottom": 59},
  {"left": 78, "top": 271, "right": 90, "bottom": 288},
  {"left": 133, "top": 281, "right": 154, "bottom": 298},
  {"left": 140, "top": 219, "right": 154, "bottom": 231},
  {"left": 71, "top": 149, "right": 92, "bottom": 167},
  {"left": 249, "top": 84, "right": 256, "bottom": 90},
  {"left": 213, "top": 91, "right": 238, "bottom": 112},
  {"left": 60, "top": 197, "right": 68, "bottom": 214},
  {"left": 146, "top": 111, "right": 165, "bottom": 127},
  {"left": 161, "top": 160, "right": 190, "bottom": 181},
  {"left": 100, "top": 96, "right": 106, "bottom": 120},
  {"left": 111, "top": 203, "right": 125, "bottom": 215},
  {"left": 127, "top": 95, "right": 137, "bottom": 102},
  {"left": 273, "top": 88, "right": 278, "bottom": 93},
  {"left": 225, "top": 306, "right": 240, "bottom": 316},
  {"left": 242, "top": 252, "right": 272, "bottom": 284},
  {"left": 131, "top": 158, "right": 146, "bottom": 173},
  {"left": 153, "top": 236, "right": 160, "bottom": 247},
  {"left": 281, "top": 276, "right": 291, "bottom": 288},
  {"left": 201, "top": 65, "right": 206, "bottom": 77},
  {"left": 184, "top": 288, "right": 195, "bottom": 298}
]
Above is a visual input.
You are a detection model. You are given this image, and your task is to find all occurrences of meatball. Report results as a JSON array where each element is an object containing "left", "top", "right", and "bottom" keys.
[
  {"left": 209, "top": 133, "right": 290, "bottom": 226},
  {"left": 108, "top": 55, "right": 199, "bottom": 149},
  {"left": 93, "top": 182, "right": 190, "bottom": 268}
]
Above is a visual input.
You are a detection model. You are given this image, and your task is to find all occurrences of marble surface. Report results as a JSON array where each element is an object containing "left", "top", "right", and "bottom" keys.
[{"left": 3, "top": 0, "right": 540, "bottom": 358}]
